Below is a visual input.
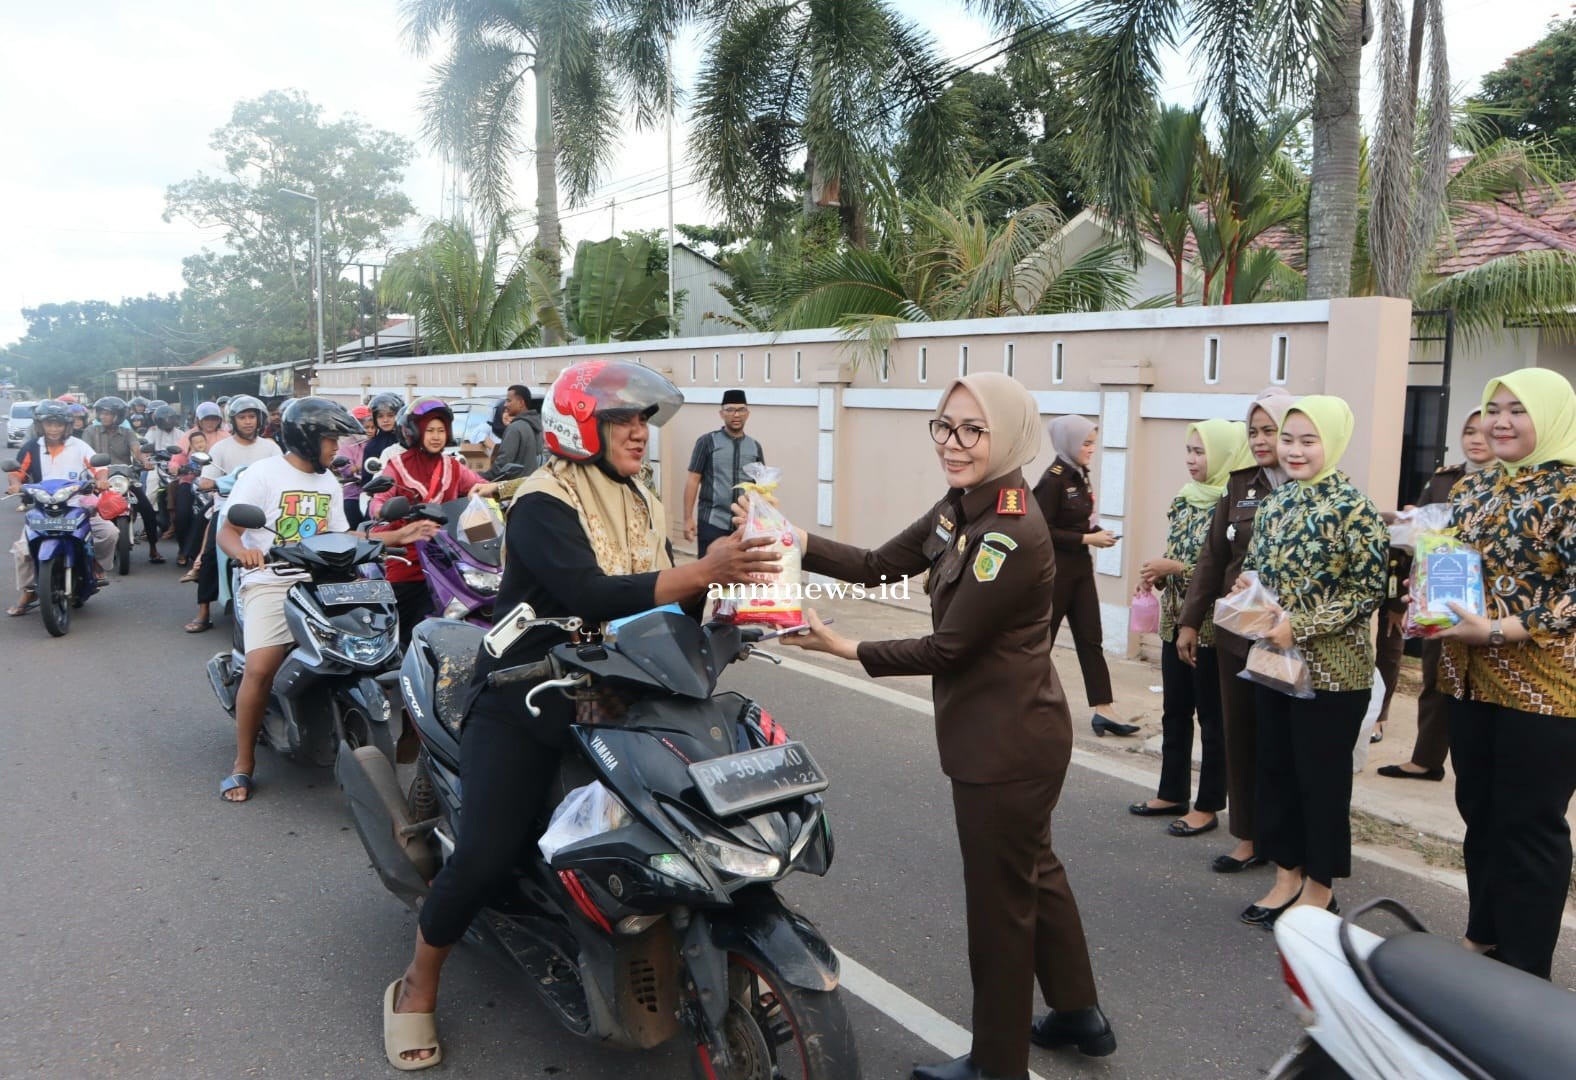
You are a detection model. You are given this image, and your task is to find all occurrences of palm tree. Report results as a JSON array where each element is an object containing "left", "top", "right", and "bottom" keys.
[
  {"left": 1191, "top": 110, "right": 1305, "bottom": 304},
  {"left": 689, "top": 0, "right": 1050, "bottom": 245},
  {"left": 401, "top": 0, "right": 680, "bottom": 311},
  {"left": 1142, "top": 106, "right": 1204, "bottom": 305},
  {"left": 767, "top": 160, "right": 1134, "bottom": 363},
  {"left": 380, "top": 218, "right": 559, "bottom": 354}
]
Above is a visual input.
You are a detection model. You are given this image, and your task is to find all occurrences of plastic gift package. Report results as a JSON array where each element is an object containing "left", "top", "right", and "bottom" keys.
[
  {"left": 1129, "top": 584, "right": 1159, "bottom": 634},
  {"left": 1212, "top": 572, "right": 1285, "bottom": 640},
  {"left": 458, "top": 490, "right": 504, "bottom": 543},
  {"left": 1387, "top": 503, "right": 1452, "bottom": 554},
  {"left": 723, "top": 462, "right": 804, "bottom": 628},
  {"left": 1239, "top": 640, "right": 1316, "bottom": 699},
  {"left": 1406, "top": 532, "right": 1485, "bottom": 636},
  {"left": 537, "top": 781, "right": 631, "bottom": 861}
]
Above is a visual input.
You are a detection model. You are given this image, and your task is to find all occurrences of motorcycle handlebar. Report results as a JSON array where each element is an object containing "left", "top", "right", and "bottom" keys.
[{"left": 486, "top": 658, "right": 554, "bottom": 689}]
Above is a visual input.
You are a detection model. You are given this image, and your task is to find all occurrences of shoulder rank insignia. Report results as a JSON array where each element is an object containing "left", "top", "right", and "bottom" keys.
[
  {"left": 973, "top": 534, "right": 1014, "bottom": 582},
  {"left": 1050, "top": 464, "right": 1064, "bottom": 475},
  {"left": 996, "top": 488, "right": 1027, "bottom": 515}
]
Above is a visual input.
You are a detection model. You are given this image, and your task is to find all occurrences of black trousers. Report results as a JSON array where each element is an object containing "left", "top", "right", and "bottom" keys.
[
  {"left": 1049, "top": 551, "right": 1112, "bottom": 706},
  {"left": 1408, "top": 640, "right": 1451, "bottom": 771},
  {"left": 131, "top": 485, "right": 159, "bottom": 548},
  {"left": 1157, "top": 641, "right": 1226, "bottom": 811},
  {"left": 393, "top": 579, "right": 434, "bottom": 649},
  {"left": 1374, "top": 609, "right": 1405, "bottom": 725},
  {"left": 1449, "top": 698, "right": 1576, "bottom": 979},
  {"left": 344, "top": 495, "right": 365, "bottom": 530},
  {"left": 1255, "top": 686, "right": 1368, "bottom": 885},
  {"left": 196, "top": 519, "right": 220, "bottom": 604},
  {"left": 1218, "top": 647, "right": 1259, "bottom": 842},
  {"left": 697, "top": 521, "right": 729, "bottom": 557},
  {"left": 177, "top": 490, "right": 206, "bottom": 562},
  {"left": 419, "top": 700, "right": 562, "bottom": 949}
]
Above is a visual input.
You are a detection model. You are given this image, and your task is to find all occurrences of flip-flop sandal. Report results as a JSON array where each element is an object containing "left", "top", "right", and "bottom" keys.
[
  {"left": 218, "top": 773, "right": 254, "bottom": 802},
  {"left": 185, "top": 619, "right": 214, "bottom": 633},
  {"left": 384, "top": 979, "right": 442, "bottom": 1071},
  {"left": 7, "top": 601, "right": 35, "bottom": 617},
  {"left": 148, "top": 554, "right": 167, "bottom": 564}
]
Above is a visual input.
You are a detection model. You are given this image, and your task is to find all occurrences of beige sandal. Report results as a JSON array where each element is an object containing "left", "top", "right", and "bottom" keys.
[{"left": 383, "top": 979, "right": 442, "bottom": 1071}]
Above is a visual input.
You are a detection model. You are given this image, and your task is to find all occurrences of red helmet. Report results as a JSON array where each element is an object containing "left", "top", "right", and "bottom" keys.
[{"left": 542, "top": 360, "right": 683, "bottom": 462}]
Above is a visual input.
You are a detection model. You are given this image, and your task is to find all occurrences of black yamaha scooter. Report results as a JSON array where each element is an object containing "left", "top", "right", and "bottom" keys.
[
  {"left": 338, "top": 607, "right": 860, "bottom": 1079},
  {"left": 207, "top": 493, "right": 406, "bottom": 766}
]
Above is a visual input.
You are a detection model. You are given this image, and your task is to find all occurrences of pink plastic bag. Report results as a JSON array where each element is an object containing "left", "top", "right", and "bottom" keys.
[{"left": 1129, "top": 585, "right": 1159, "bottom": 634}]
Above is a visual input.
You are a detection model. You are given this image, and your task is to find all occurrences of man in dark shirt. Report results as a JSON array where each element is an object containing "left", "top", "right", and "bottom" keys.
[
  {"left": 683, "top": 389, "right": 765, "bottom": 556},
  {"left": 485, "top": 384, "right": 543, "bottom": 479}
]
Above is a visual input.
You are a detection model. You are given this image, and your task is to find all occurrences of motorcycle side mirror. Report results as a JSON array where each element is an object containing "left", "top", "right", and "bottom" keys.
[
  {"left": 362, "top": 474, "right": 394, "bottom": 495},
  {"left": 227, "top": 504, "right": 268, "bottom": 530},
  {"left": 330, "top": 454, "right": 349, "bottom": 470},
  {"left": 378, "top": 496, "right": 412, "bottom": 521},
  {"left": 89, "top": 454, "right": 112, "bottom": 468},
  {"left": 1, "top": 458, "right": 19, "bottom": 473},
  {"left": 139, "top": 440, "right": 154, "bottom": 453},
  {"left": 191, "top": 453, "right": 212, "bottom": 466},
  {"left": 364, "top": 457, "right": 383, "bottom": 475}
]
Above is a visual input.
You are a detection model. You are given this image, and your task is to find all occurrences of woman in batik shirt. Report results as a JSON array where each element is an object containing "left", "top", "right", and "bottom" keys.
[
  {"left": 1435, "top": 368, "right": 1576, "bottom": 980},
  {"left": 1235, "top": 396, "right": 1387, "bottom": 929},
  {"left": 1133, "top": 419, "right": 1251, "bottom": 839}
]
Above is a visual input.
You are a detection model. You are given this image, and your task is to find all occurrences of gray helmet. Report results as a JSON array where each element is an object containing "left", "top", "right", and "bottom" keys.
[
  {"left": 227, "top": 394, "right": 266, "bottom": 424},
  {"left": 34, "top": 400, "right": 70, "bottom": 425},
  {"left": 93, "top": 396, "right": 128, "bottom": 424}
]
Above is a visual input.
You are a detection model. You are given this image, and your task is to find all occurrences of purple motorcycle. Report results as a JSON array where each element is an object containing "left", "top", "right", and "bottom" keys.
[{"left": 394, "top": 496, "right": 503, "bottom": 626}]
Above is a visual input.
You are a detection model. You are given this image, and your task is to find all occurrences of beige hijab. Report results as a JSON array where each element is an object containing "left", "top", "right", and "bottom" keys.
[
  {"left": 511, "top": 458, "right": 672, "bottom": 576},
  {"left": 1247, "top": 387, "right": 1298, "bottom": 488},
  {"left": 936, "top": 372, "right": 1043, "bottom": 484},
  {"left": 1048, "top": 414, "right": 1097, "bottom": 471}
]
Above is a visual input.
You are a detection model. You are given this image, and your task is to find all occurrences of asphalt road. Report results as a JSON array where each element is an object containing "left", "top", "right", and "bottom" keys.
[{"left": 3, "top": 562, "right": 1571, "bottom": 1078}]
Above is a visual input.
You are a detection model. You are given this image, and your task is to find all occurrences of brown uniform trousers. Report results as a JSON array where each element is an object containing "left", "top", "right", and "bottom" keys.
[
  {"left": 804, "top": 470, "right": 1099, "bottom": 1076},
  {"left": 1032, "top": 459, "right": 1113, "bottom": 706},
  {"left": 1180, "top": 466, "right": 1275, "bottom": 843}
]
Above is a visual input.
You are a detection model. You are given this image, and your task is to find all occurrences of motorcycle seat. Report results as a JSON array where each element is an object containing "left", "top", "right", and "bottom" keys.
[
  {"left": 421, "top": 620, "right": 485, "bottom": 738},
  {"left": 1366, "top": 930, "right": 1576, "bottom": 1080}
]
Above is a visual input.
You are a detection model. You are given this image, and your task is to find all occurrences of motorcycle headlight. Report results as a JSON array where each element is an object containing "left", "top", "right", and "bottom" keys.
[
  {"left": 698, "top": 837, "right": 781, "bottom": 879},
  {"left": 39, "top": 484, "right": 80, "bottom": 507},
  {"left": 648, "top": 853, "right": 709, "bottom": 890},
  {"left": 460, "top": 567, "right": 501, "bottom": 595},
  {"left": 108, "top": 475, "right": 130, "bottom": 495},
  {"left": 304, "top": 619, "right": 395, "bottom": 666}
]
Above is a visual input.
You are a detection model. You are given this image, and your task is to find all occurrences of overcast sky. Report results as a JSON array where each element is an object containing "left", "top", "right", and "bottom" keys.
[{"left": 0, "top": 0, "right": 1549, "bottom": 352}]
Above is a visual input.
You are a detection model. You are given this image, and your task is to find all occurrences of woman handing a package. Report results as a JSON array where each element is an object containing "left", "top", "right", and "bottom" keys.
[{"left": 1221, "top": 396, "right": 1387, "bottom": 930}]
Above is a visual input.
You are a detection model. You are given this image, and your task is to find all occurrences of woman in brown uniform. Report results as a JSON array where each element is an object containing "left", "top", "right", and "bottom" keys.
[
  {"left": 1033, "top": 414, "right": 1137, "bottom": 736},
  {"left": 1177, "top": 388, "right": 1296, "bottom": 872},
  {"left": 786, "top": 372, "right": 1114, "bottom": 1080}
]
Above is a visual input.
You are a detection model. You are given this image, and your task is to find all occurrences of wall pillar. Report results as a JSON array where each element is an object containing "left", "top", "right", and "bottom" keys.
[
  {"left": 1322, "top": 297, "right": 1412, "bottom": 510},
  {"left": 816, "top": 361, "right": 853, "bottom": 528},
  {"left": 1091, "top": 362, "right": 1155, "bottom": 657}
]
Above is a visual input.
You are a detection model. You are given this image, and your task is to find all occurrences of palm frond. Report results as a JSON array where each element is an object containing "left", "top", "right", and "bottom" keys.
[
  {"left": 771, "top": 246, "right": 912, "bottom": 330},
  {"left": 1415, "top": 250, "right": 1576, "bottom": 344},
  {"left": 1032, "top": 241, "right": 1136, "bottom": 313},
  {"left": 552, "top": 28, "right": 623, "bottom": 205}
]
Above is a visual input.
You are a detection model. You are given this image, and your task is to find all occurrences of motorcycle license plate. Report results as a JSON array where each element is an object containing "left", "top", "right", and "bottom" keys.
[
  {"left": 316, "top": 579, "right": 394, "bottom": 607},
  {"left": 687, "top": 742, "right": 828, "bottom": 817}
]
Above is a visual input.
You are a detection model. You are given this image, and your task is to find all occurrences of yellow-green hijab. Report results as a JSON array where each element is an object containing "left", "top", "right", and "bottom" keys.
[
  {"left": 1282, "top": 395, "right": 1354, "bottom": 486},
  {"left": 1179, "top": 419, "right": 1250, "bottom": 508},
  {"left": 1482, "top": 368, "right": 1576, "bottom": 474}
]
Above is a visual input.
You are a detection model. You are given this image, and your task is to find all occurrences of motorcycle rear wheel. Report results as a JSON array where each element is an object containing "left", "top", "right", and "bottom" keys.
[
  {"left": 38, "top": 556, "right": 71, "bottom": 637},
  {"left": 692, "top": 949, "right": 860, "bottom": 1080},
  {"left": 1266, "top": 1037, "right": 1351, "bottom": 1079},
  {"left": 116, "top": 518, "right": 131, "bottom": 576}
]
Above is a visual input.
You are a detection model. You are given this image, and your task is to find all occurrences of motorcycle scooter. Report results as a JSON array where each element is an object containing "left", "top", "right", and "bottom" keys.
[
  {"left": 338, "top": 607, "right": 859, "bottom": 1079},
  {"left": 206, "top": 494, "right": 409, "bottom": 766},
  {"left": 1269, "top": 898, "right": 1576, "bottom": 1079},
  {"left": 0, "top": 452, "right": 112, "bottom": 636}
]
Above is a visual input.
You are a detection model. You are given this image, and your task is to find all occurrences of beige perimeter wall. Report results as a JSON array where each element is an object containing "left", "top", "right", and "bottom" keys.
[{"left": 313, "top": 298, "right": 1413, "bottom": 657}]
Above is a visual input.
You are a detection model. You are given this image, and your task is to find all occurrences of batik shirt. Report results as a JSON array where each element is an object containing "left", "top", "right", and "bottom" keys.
[
  {"left": 1159, "top": 496, "right": 1217, "bottom": 646},
  {"left": 1439, "top": 463, "right": 1576, "bottom": 717},
  {"left": 1243, "top": 471, "right": 1387, "bottom": 692}
]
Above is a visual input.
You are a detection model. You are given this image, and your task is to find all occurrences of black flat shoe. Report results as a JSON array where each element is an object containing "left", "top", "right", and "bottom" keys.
[
  {"left": 1129, "top": 800, "right": 1187, "bottom": 817},
  {"left": 1241, "top": 889, "right": 1302, "bottom": 927},
  {"left": 1167, "top": 816, "right": 1218, "bottom": 837},
  {"left": 1092, "top": 713, "right": 1140, "bottom": 737},
  {"left": 1029, "top": 1005, "right": 1117, "bottom": 1057},
  {"left": 1262, "top": 895, "right": 1338, "bottom": 930},
  {"left": 1211, "top": 853, "right": 1267, "bottom": 874},
  {"left": 1376, "top": 764, "right": 1445, "bottom": 781},
  {"left": 912, "top": 1055, "right": 1027, "bottom": 1080}
]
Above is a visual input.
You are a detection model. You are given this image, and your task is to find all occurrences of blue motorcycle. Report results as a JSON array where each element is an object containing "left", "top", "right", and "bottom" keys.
[{"left": 2, "top": 453, "right": 111, "bottom": 636}]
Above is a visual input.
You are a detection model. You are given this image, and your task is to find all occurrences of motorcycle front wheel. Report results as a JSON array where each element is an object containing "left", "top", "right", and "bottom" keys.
[
  {"left": 116, "top": 518, "right": 131, "bottom": 576},
  {"left": 692, "top": 949, "right": 860, "bottom": 1080},
  {"left": 38, "top": 555, "right": 71, "bottom": 637}
]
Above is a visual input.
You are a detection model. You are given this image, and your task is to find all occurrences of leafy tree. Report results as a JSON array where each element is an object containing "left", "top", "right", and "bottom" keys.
[
  {"left": 3, "top": 296, "right": 194, "bottom": 397},
  {"left": 1191, "top": 109, "right": 1305, "bottom": 304},
  {"left": 1473, "top": 18, "right": 1576, "bottom": 162},
  {"left": 1142, "top": 106, "right": 1205, "bottom": 305},
  {"left": 563, "top": 235, "right": 674, "bottom": 343},
  {"left": 163, "top": 90, "right": 415, "bottom": 366}
]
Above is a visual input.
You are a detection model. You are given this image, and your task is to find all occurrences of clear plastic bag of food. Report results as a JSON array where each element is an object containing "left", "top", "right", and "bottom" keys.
[
  {"left": 458, "top": 490, "right": 504, "bottom": 542},
  {"left": 725, "top": 462, "right": 803, "bottom": 628},
  {"left": 1387, "top": 503, "right": 1452, "bottom": 554},
  {"left": 1212, "top": 572, "right": 1285, "bottom": 640},
  {"left": 1238, "top": 640, "right": 1315, "bottom": 699},
  {"left": 1406, "top": 531, "right": 1485, "bottom": 636},
  {"left": 537, "top": 781, "right": 631, "bottom": 861}
]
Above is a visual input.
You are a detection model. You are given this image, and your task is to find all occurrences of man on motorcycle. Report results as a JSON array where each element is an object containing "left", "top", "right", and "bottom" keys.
[
  {"left": 381, "top": 360, "right": 778, "bottom": 1069},
  {"left": 84, "top": 396, "right": 163, "bottom": 564},
  {"left": 7, "top": 400, "right": 120, "bottom": 615},
  {"left": 184, "top": 396, "right": 281, "bottom": 634},
  {"left": 67, "top": 403, "right": 89, "bottom": 437},
  {"left": 215, "top": 398, "right": 439, "bottom": 803}
]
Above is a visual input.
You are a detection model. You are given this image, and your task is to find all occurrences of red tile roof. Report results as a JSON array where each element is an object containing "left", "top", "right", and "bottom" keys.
[{"left": 1431, "top": 180, "right": 1576, "bottom": 274}]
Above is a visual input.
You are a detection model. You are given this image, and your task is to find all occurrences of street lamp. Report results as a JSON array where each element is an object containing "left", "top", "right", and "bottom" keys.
[{"left": 279, "top": 187, "right": 325, "bottom": 368}]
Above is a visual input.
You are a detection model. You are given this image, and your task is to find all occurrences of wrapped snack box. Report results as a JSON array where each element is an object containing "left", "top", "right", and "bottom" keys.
[
  {"left": 723, "top": 463, "right": 804, "bottom": 629},
  {"left": 1239, "top": 641, "right": 1315, "bottom": 699},
  {"left": 459, "top": 490, "right": 505, "bottom": 543},
  {"left": 1213, "top": 572, "right": 1285, "bottom": 640},
  {"left": 1408, "top": 532, "right": 1485, "bottom": 634},
  {"left": 1387, "top": 503, "right": 1452, "bottom": 554}
]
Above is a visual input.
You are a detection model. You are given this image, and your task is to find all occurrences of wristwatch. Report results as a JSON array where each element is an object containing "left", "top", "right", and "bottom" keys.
[{"left": 1488, "top": 618, "right": 1506, "bottom": 647}]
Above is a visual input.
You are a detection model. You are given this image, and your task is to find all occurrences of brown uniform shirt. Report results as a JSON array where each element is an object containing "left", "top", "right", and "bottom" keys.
[
  {"left": 1180, "top": 465, "right": 1276, "bottom": 658},
  {"left": 1030, "top": 458, "right": 1097, "bottom": 554},
  {"left": 801, "top": 469, "right": 1072, "bottom": 784}
]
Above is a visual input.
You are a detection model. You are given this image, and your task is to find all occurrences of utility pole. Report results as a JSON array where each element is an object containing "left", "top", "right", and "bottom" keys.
[
  {"left": 279, "top": 188, "right": 325, "bottom": 368},
  {"left": 665, "top": 32, "right": 676, "bottom": 339},
  {"left": 609, "top": 196, "right": 617, "bottom": 235}
]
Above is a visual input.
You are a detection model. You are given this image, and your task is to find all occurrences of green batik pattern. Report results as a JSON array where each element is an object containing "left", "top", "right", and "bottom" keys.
[
  {"left": 1439, "top": 464, "right": 1576, "bottom": 716},
  {"left": 1244, "top": 472, "right": 1388, "bottom": 692},
  {"left": 1159, "top": 497, "right": 1216, "bottom": 646}
]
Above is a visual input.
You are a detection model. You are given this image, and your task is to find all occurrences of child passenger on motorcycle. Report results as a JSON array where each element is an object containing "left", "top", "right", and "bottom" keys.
[
  {"left": 379, "top": 360, "right": 780, "bottom": 1070},
  {"left": 213, "top": 398, "right": 439, "bottom": 804},
  {"left": 366, "top": 398, "right": 500, "bottom": 647}
]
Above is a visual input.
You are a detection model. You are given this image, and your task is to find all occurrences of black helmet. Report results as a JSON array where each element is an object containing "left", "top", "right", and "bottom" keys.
[
  {"left": 128, "top": 396, "right": 150, "bottom": 411},
  {"left": 34, "top": 400, "right": 70, "bottom": 425},
  {"left": 368, "top": 392, "right": 404, "bottom": 418},
  {"left": 489, "top": 397, "right": 509, "bottom": 440},
  {"left": 226, "top": 394, "right": 266, "bottom": 425},
  {"left": 93, "top": 396, "right": 128, "bottom": 424},
  {"left": 129, "top": 413, "right": 148, "bottom": 431},
  {"left": 396, "top": 397, "right": 455, "bottom": 449},
  {"left": 279, "top": 397, "right": 362, "bottom": 472},
  {"left": 148, "top": 399, "right": 168, "bottom": 409},
  {"left": 153, "top": 405, "right": 180, "bottom": 430}
]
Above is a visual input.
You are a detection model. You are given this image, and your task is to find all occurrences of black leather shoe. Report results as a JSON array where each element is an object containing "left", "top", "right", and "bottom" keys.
[
  {"left": 1128, "top": 799, "right": 1187, "bottom": 817},
  {"left": 1211, "top": 852, "right": 1267, "bottom": 873},
  {"left": 1376, "top": 764, "right": 1445, "bottom": 781},
  {"left": 1167, "top": 816, "right": 1218, "bottom": 837},
  {"left": 1241, "top": 889, "right": 1302, "bottom": 926},
  {"left": 912, "top": 1054, "right": 1026, "bottom": 1080},
  {"left": 1092, "top": 714, "right": 1140, "bottom": 737},
  {"left": 1262, "top": 895, "right": 1338, "bottom": 930},
  {"left": 1029, "top": 1005, "right": 1117, "bottom": 1057}
]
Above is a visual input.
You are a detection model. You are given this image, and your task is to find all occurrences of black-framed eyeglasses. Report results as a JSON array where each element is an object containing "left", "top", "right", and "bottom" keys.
[
  {"left": 929, "top": 419, "right": 989, "bottom": 449},
  {"left": 721, "top": 406, "right": 749, "bottom": 415}
]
